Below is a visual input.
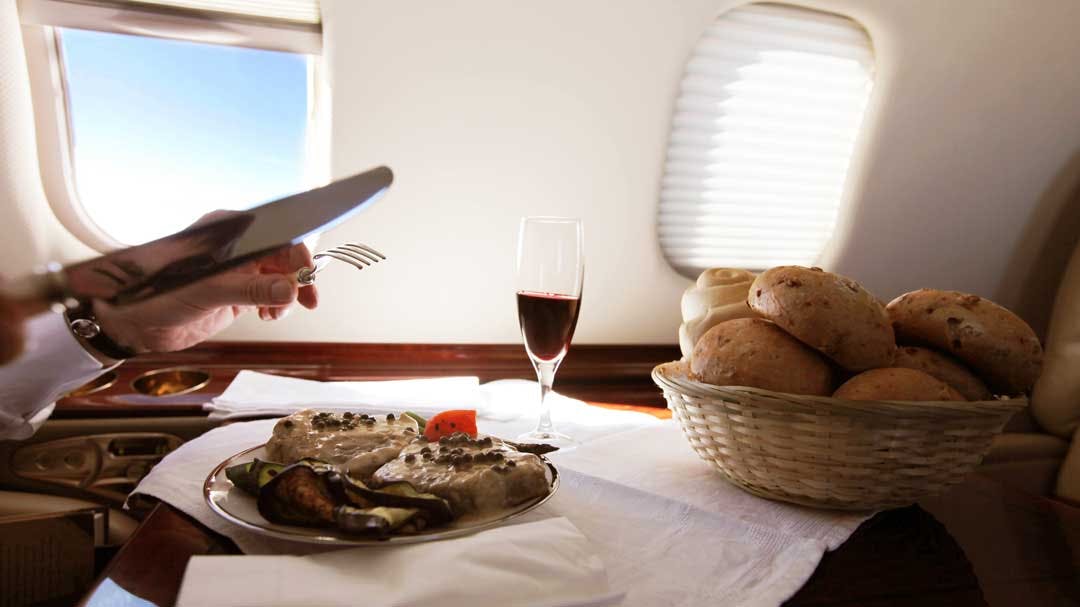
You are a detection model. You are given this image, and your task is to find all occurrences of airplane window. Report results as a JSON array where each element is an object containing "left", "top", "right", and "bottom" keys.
[
  {"left": 57, "top": 28, "right": 310, "bottom": 245},
  {"left": 658, "top": 3, "right": 874, "bottom": 275}
]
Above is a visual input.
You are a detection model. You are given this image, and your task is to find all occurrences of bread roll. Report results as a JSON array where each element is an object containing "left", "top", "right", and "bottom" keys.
[
  {"left": 690, "top": 318, "right": 833, "bottom": 395},
  {"left": 678, "top": 268, "right": 757, "bottom": 359},
  {"left": 833, "top": 368, "right": 965, "bottom": 401},
  {"left": 886, "top": 289, "right": 1042, "bottom": 395},
  {"left": 893, "top": 346, "right": 992, "bottom": 401},
  {"left": 748, "top": 266, "right": 895, "bottom": 371}
]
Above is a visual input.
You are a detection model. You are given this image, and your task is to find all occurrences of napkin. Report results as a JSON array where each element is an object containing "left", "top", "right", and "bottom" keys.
[
  {"left": 519, "top": 468, "right": 831, "bottom": 606},
  {"left": 545, "top": 424, "right": 870, "bottom": 550},
  {"left": 175, "top": 517, "right": 624, "bottom": 607},
  {"left": 205, "top": 371, "right": 508, "bottom": 421}
]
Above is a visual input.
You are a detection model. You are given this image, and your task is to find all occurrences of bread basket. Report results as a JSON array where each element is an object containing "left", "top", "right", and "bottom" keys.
[{"left": 653, "top": 361, "right": 1027, "bottom": 511}]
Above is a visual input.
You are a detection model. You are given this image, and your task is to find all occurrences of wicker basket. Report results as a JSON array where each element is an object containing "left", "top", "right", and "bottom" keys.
[{"left": 653, "top": 361, "right": 1027, "bottom": 511}]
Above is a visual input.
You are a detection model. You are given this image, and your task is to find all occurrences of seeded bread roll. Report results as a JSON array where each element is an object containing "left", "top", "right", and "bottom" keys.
[
  {"left": 833, "top": 368, "right": 965, "bottom": 401},
  {"left": 886, "top": 289, "right": 1043, "bottom": 395},
  {"left": 690, "top": 317, "right": 833, "bottom": 396},
  {"left": 893, "top": 346, "right": 992, "bottom": 401},
  {"left": 748, "top": 266, "right": 896, "bottom": 372}
]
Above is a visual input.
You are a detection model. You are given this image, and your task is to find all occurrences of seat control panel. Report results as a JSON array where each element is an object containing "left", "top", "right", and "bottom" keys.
[{"left": 11, "top": 433, "right": 183, "bottom": 503}]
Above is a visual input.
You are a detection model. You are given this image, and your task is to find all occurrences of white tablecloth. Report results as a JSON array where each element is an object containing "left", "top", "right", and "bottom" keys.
[{"left": 134, "top": 380, "right": 871, "bottom": 606}]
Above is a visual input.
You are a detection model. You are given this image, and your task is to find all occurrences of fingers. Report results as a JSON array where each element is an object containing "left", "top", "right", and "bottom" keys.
[
  {"left": 258, "top": 305, "right": 292, "bottom": 321},
  {"left": 257, "top": 243, "right": 319, "bottom": 310},
  {"left": 188, "top": 209, "right": 245, "bottom": 229},
  {"left": 298, "top": 282, "right": 319, "bottom": 309},
  {"left": 185, "top": 270, "right": 298, "bottom": 309},
  {"left": 259, "top": 242, "right": 315, "bottom": 273},
  {"left": 174, "top": 241, "right": 319, "bottom": 317}
]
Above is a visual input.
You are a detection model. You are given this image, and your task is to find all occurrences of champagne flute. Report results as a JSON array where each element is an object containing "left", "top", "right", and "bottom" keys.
[{"left": 515, "top": 217, "right": 584, "bottom": 446}]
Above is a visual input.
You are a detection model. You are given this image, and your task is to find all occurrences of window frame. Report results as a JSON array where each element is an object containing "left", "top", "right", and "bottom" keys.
[
  {"left": 656, "top": 2, "right": 876, "bottom": 277},
  {"left": 18, "top": 22, "right": 328, "bottom": 251}
]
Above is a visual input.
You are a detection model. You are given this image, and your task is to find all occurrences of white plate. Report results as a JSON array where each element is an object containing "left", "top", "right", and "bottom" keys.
[{"left": 203, "top": 444, "right": 560, "bottom": 545}]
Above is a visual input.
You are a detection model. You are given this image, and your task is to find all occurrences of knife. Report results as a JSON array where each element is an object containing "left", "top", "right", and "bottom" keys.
[{"left": 4, "top": 165, "right": 393, "bottom": 314}]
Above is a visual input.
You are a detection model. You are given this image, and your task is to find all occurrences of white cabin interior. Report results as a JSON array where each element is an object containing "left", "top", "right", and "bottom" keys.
[{"left": 1, "top": 1, "right": 1079, "bottom": 605}]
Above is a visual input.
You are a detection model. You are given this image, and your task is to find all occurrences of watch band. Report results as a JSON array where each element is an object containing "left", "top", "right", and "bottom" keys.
[{"left": 65, "top": 302, "right": 137, "bottom": 361}]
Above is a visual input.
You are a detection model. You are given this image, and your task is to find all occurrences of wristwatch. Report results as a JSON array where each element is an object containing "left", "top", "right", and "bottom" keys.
[{"left": 65, "top": 302, "right": 136, "bottom": 362}]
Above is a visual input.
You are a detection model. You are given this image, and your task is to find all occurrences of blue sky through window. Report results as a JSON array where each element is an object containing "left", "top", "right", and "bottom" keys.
[{"left": 60, "top": 28, "right": 309, "bottom": 245}]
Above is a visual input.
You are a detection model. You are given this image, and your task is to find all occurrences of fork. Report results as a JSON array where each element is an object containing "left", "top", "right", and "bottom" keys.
[{"left": 295, "top": 243, "right": 387, "bottom": 285}]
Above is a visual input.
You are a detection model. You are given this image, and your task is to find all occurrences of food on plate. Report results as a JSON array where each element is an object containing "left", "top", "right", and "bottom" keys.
[
  {"left": 255, "top": 459, "right": 449, "bottom": 536},
  {"left": 228, "top": 408, "right": 554, "bottom": 538},
  {"left": 265, "top": 409, "right": 419, "bottom": 478},
  {"left": 678, "top": 268, "right": 757, "bottom": 359},
  {"left": 885, "top": 289, "right": 1043, "bottom": 395},
  {"left": 892, "top": 346, "right": 992, "bottom": 401},
  {"left": 225, "top": 458, "right": 284, "bottom": 495},
  {"left": 423, "top": 409, "right": 478, "bottom": 441},
  {"left": 690, "top": 318, "right": 833, "bottom": 396},
  {"left": 832, "top": 368, "right": 965, "bottom": 401},
  {"left": 373, "top": 432, "right": 551, "bottom": 516},
  {"left": 748, "top": 266, "right": 896, "bottom": 372}
]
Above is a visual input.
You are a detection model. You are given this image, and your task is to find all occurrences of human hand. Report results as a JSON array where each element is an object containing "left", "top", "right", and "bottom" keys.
[{"left": 93, "top": 242, "right": 318, "bottom": 354}]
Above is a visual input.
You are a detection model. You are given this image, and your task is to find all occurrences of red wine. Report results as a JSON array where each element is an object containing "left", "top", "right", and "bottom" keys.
[{"left": 517, "top": 291, "right": 582, "bottom": 362}]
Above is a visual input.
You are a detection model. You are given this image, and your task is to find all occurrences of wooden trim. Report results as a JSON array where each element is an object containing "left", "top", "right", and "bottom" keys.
[{"left": 55, "top": 342, "right": 681, "bottom": 417}]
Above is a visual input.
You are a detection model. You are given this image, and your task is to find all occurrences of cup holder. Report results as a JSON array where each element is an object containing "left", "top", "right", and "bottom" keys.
[
  {"left": 131, "top": 367, "right": 211, "bottom": 397},
  {"left": 66, "top": 371, "right": 119, "bottom": 397}
]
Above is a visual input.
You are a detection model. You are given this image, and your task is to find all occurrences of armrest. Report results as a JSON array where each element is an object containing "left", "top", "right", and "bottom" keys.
[{"left": 0, "top": 489, "right": 138, "bottom": 544}]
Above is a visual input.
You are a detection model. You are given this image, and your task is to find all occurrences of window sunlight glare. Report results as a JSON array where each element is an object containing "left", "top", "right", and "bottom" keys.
[{"left": 59, "top": 28, "right": 309, "bottom": 245}]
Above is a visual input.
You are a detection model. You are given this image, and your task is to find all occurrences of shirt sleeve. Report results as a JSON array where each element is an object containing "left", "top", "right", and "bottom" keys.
[{"left": 0, "top": 310, "right": 118, "bottom": 440}]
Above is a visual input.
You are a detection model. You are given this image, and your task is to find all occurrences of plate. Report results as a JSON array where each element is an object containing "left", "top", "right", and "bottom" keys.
[{"left": 203, "top": 444, "right": 560, "bottom": 545}]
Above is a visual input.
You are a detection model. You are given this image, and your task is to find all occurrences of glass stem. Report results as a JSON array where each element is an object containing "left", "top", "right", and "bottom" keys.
[{"left": 533, "top": 359, "right": 561, "bottom": 435}]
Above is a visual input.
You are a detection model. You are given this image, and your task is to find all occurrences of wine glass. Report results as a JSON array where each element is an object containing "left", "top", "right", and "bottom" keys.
[{"left": 515, "top": 216, "right": 584, "bottom": 447}]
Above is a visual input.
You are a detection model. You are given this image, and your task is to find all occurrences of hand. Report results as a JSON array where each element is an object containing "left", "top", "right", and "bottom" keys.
[{"left": 93, "top": 243, "right": 319, "bottom": 354}]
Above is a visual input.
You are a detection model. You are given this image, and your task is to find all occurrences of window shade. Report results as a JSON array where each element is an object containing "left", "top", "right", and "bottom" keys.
[
  {"left": 658, "top": 3, "right": 874, "bottom": 275},
  {"left": 18, "top": 0, "right": 321, "bottom": 53},
  {"left": 133, "top": 0, "right": 320, "bottom": 25}
]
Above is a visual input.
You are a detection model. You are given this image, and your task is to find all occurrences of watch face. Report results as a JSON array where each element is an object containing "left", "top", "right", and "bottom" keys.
[{"left": 71, "top": 318, "right": 100, "bottom": 339}]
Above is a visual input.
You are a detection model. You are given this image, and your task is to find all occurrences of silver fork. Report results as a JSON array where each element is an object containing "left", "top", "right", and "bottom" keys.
[{"left": 296, "top": 243, "right": 387, "bottom": 285}]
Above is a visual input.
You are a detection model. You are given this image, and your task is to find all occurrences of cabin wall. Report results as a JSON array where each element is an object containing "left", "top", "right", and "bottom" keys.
[
  {"left": 4, "top": 0, "right": 1080, "bottom": 344},
  {"left": 0, "top": 1, "right": 93, "bottom": 273}
]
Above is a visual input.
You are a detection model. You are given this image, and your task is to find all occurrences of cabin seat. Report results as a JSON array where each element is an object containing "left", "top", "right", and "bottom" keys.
[
  {"left": 978, "top": 237, "right": 1080, "bottom": 498},
  {"left": 0, "top": 490, "right": 138, "bottom": 544}
]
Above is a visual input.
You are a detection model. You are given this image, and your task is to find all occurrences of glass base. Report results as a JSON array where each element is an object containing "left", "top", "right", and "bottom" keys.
[{"left": 517, "top": 429, "right": 580, "bottom": 450}]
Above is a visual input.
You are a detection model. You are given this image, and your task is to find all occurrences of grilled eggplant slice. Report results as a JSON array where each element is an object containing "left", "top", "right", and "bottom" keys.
[
  {"left": 254, "top": 459, "right": 451, "bottom": 536},
  {"left": 258, "top": 463, "right": 339, "bottom": 527},
  {"left": 340, "top": 476, "right": 453, "bottom": 524},
  {"left": 334, "top": 506, "right": 419, "bottom": 537},
  {"left": 226, "top": 458, "right": 285, "bottom": 496},
  {"left": 225, "top": 461, "right": 257, "bottom": 494}
]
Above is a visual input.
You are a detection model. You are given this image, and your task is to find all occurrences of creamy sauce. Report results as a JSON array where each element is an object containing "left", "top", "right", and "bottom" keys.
[
  {"left": 372, "top": 433, "right": 549, "bottom": 517},
  {"left": 265, "top": 409, "right": 419, "bottom": 479}
]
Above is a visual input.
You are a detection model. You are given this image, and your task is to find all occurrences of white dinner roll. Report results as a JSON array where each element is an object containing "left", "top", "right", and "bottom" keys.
[{"left": 678, "top": 268, "right": 757, "bottom": 359}]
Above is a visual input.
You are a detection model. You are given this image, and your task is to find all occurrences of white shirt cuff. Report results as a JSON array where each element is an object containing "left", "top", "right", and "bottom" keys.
[{"left": 0, "top": 310, "right": 116, "bottom": 440}]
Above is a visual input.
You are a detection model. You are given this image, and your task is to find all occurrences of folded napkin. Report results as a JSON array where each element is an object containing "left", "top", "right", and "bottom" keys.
[
  {"left": 175, "top": 517, "right": 623, "bottom": 607},
  {"left": 205, "top": 372, "right": 506, "bottom": 421}
]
